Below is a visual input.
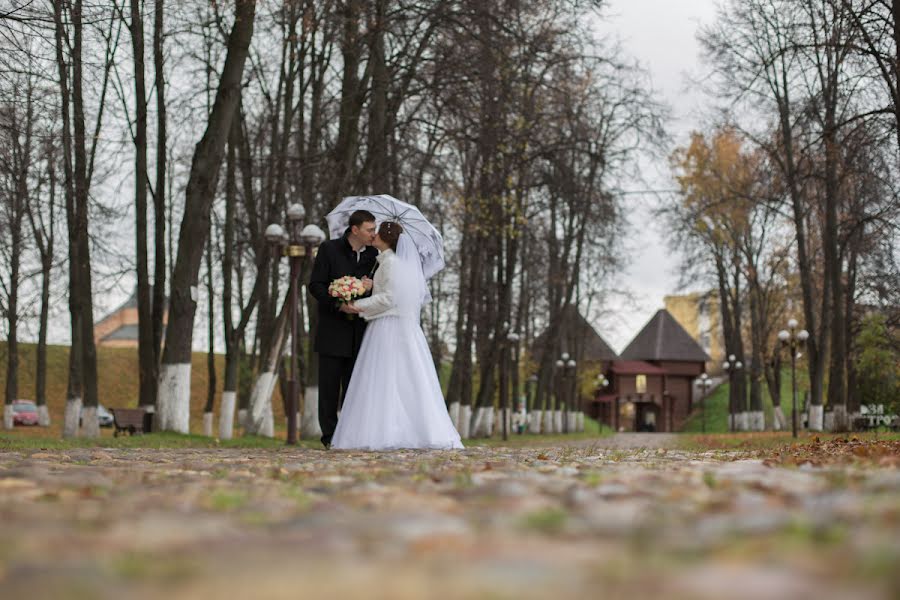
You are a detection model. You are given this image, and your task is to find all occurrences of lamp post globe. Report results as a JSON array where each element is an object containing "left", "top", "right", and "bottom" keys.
[
  {"left": 265, "top": 223, "right": 285, "bottom": 243},
  {"left": 787, "top": 318, "right": 799, "bottom": 330},
  {"left": 797, "top": 329, "right": 810, "bottom": 342},
  {"left": 299, "top": 224, "right": 327, "bottom": 246}
]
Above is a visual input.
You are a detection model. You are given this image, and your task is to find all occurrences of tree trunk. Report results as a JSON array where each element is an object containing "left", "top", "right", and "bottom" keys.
[
  {"left": 152, "top": 0, "right": 167, "bottom": 377},
  {"left": 158, "top": 0, "right": 256, "bottom": 433},
  {"left": 130, "top": 0, "right": 156, "bottom": 411},
  {"left": 204, "top": 236, "right": 216, "bottom": 436},
  {"left": 53, "top": 1, "right": 83, "bottom": 438}
]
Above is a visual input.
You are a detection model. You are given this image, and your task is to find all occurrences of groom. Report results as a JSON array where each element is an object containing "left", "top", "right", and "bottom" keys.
[{"left": 308, "top": 210, "right": 378, "bottom": 448}]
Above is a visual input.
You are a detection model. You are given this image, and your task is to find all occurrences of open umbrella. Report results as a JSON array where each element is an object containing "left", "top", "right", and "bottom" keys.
[{"left": 325, "top": 194, "right": 446, "bottom": 279}]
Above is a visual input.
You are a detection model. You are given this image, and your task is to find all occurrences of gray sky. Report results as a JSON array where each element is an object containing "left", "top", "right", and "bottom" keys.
[{"left": 595, "top": 0, "right": 719, "bottom": 351}]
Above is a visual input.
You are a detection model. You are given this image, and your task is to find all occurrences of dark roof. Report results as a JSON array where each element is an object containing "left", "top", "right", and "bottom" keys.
[
  {"left": 620, "top": 309, "right": 711, "bottom": 363},
  {"left": 532, "top": 305, "right": 619, "bottom": 363},
  {"left": 97, "top": 285, "right": 168, "bottom": 325},
  {"left": 100, "top": 323, "right": 166, "bottom": 342},
  {"left": 101, "top": 324, "right": 139, "bottom": 341},
  {"left": 610, "top": 360, "right": 667, "bottom": 375}
]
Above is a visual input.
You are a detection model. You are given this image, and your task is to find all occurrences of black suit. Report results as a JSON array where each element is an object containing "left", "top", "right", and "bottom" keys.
[{"left": 308, "top": 230, "right": 378, "bottom": 446}]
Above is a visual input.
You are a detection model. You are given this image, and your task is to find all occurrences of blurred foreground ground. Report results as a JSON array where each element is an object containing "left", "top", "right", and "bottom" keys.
[{"left": 1, "top": 434, "right": 898, "bottom": 599}]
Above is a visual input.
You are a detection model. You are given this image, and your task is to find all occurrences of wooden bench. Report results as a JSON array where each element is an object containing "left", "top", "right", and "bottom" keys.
[{"left": 111, "top": 408, "right": 146, "bottom": 437}]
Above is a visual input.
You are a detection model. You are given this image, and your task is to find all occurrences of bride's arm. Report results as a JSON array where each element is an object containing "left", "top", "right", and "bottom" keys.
[{"left": 354, "top": 260, "right": 393, "bottom": 318}]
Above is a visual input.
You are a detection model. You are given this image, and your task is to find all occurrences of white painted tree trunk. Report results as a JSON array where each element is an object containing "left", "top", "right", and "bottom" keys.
[
  {"left": 542, "top": 409, "right": 554, "bottom": 434},
  {"left": 448, "top": 401, "right": 460, "bottom": 431},
  {"left": 3, "top": 404, "right": 12, "bottom": 430},
  {"left": 470, "top": 407, "right": 483, "bottom": 437},
  {"left": 63, "top": 397, "right": 81, "bottom": 438},
  {"left": 528, "top": 411, "right": 541, "bottom": 434},
  {"left": 237, "top": 408, "right": 248, "bottom": 431},
  {"left": 247, "top": 371, "right": 277, "bottom": 437},
  {"left": 472, "top": 407, "right": 493, "bottom": 437},
  {"left": 203, "top": 412, "right": 214, "bottom": 437},
  {"left": 748, "top": 411, "right": 765, "bottom": 431},
  {"left": 773, "top": 406, "right": 787, "bottom": 431},
  {"left": 808, "top": 405, "right": 824, "bottom": 431},
  {"left": 80, "top": 406, "right": 99, "bottom": 438},
  {"left": 218, "top": 391, "right": 236, "bottom": 439},
  {"left": 301, "top": 386, "right": 322, "bottom": 439},
  {"left": 158, "top": 363, "right": 191, "bottom": 433},
  {"left": 554, "top": 410, "right": 563, "bottom": 433},
  {"left": 38, "top": 405, "right": 50, "bottom": 427},
  {"left": 459, "top": 405, "right": 472, "bottom": 438},
  {"left": 576, "top": 412, "right": 584, "bottom": 432},
  {"left": 566, "top": 412, "right": 577, "bottom": 433}
]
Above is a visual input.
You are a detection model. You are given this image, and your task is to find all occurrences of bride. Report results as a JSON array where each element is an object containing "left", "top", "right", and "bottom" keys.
[{"left": 331, "top": 221, "right": 464, "bottom": 450}]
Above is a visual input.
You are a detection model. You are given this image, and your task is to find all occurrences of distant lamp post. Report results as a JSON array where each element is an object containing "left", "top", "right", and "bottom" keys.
[
  {"left": 526, "top": 374, "right": 539, "bottom": 434},
  {"left": 557, "top": 354, "right": 576, "bottom": 433},
  {"left": 503, "top": 330, "right": 520, "bottom": 441},
  {"left": 778, "top": 319, "right": 809, "bottom": 439},
  {"left": 266, "top": 203, "right": 326, "bottom": 445},
  {"left": 595, "top": 373, "right": 609, "bottom": 428},
  {"left": 722, "top": 355, "right": 743, "bottom": 432},
  {"left": 696, "top": 373, "right": 713, "bottom": 434}
]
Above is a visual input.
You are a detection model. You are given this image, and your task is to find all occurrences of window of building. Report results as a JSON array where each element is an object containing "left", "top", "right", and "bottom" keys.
[{"left": 636, "top": 374, "right": 647, "bottom": 394}]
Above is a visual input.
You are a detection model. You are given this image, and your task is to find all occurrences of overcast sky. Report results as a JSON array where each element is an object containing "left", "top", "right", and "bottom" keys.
[{"left": 594, "top": 0, "right": 719, "bottom": 352}]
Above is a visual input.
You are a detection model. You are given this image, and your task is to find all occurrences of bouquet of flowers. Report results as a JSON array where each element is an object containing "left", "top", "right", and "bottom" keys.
[{"left": 328, "top": 276, "right": 367, "bottom": 318}]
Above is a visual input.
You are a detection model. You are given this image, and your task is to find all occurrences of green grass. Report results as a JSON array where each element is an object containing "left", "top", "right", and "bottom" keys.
[{"left": 681, "top": 368, "right": 811, "bottom": 433}]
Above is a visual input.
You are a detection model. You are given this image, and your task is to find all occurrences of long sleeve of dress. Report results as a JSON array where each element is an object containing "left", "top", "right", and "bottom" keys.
[{"left": 354, "top": 258, "right": 394, "bottom": 320}]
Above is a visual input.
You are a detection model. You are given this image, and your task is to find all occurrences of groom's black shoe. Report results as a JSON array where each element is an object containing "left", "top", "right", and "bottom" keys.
[{"left": 321, "top": 438, "right": 332, "bottom": 450}]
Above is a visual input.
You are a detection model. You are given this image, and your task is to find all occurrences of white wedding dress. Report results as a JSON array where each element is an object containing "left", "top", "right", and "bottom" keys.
[{"left": 331, "top": 235, "right": 464, "bottom": 451}]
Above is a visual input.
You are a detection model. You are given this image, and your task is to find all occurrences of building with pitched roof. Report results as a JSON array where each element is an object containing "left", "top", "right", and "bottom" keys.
[
  {"left": 93, "top": 286, "right": 167, "bottom": 348},
  {"left": 591, "top": 309, "right": 710, "bottom": 432}
]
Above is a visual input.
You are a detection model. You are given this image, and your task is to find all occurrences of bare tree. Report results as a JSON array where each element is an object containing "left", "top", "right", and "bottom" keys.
[{"left": 157, "top": 0, "right": 257, "bottom": 433}]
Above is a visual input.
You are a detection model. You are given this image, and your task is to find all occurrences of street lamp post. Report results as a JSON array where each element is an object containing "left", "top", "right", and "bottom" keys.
[
  {"left": 566, "top": 358, "right": 577, "bottom": 432},
  {"left": 556, "top": 354, "right": 576, "bottom": 433},
  {"left": 722, "top": 354, "right": 742, "bottom": 432},
  {"left": 526, "top": 374, "right": 539, "bottom": 434},
  {"left": 265, "top": 203, "right": 326, "bottom": 445},
  {"left": 504, "top": 330, "right": 520, "bottom": 441},
  {"left": 596, "top": 373, "right": 609, "bottom": 430},
  {"left": 778, "top": 319, "right": 810, "bottom": 439},
  {"left": 554, "top": 353, "right": 568, "bottom": 434},
  {"left": 696, "top": 373, "right": 712, "bottom": 434}
]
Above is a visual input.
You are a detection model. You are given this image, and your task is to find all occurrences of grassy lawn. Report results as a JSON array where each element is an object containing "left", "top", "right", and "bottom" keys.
[{"left": 681, "top": 367, "right": 811, "bottom": 433}]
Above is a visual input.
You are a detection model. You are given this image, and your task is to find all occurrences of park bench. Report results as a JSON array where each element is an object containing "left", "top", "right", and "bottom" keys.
[{"left": 111, "top": 407, "right": 146, "bottom": 437}]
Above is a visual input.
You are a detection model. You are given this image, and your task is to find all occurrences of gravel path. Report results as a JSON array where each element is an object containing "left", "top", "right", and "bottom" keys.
[{"left": 1, "top": 441, "right": 897, "bottom": 599}]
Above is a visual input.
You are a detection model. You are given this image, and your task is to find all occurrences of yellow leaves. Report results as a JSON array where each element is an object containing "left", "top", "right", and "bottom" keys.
[{"left": 673, "top": 128, "right": 761, "bottom": 241}]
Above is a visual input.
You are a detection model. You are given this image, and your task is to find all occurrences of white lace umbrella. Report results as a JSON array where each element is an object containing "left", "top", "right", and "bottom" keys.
[{"left": 325, "top": 194, "right": 446, "bottom": 279}]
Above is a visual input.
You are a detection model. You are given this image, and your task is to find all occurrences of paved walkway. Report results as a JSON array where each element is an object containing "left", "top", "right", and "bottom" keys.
[{"left": 1, "top": 440, "right": 897, "bottom": 599}]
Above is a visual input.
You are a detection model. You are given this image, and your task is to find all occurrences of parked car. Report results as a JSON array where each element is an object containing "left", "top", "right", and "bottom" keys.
[
  {"left": 12, "top": 400, "right": 39, "bottom": 426},
  {"left": 80, "top": 404, "right": 114, "bottom": 428}
]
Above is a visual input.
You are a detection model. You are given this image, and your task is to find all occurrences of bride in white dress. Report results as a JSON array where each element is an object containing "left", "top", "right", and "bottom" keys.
[{"left": 331, "top": 221, "right": 464, "bottom": 451}]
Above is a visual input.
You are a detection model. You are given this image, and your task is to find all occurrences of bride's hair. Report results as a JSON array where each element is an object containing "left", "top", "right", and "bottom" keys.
[{"left": 378, "top": 221, "right": 403, "bottom": 251}]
